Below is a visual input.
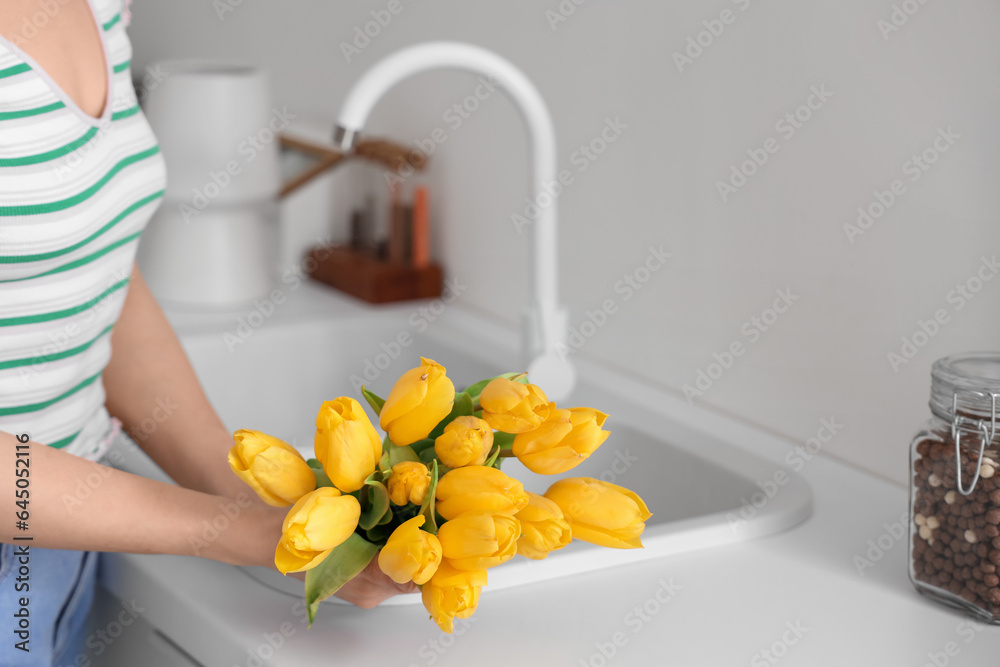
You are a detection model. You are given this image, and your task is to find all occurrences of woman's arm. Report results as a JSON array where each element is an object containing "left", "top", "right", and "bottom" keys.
[
  {"left": 99, "top": 264, "right": 416, "bottom": 606},
  {"left": 103, "top": 265, "right": 245, "bottom": 498},
  {"left": 1, "top": 433, "right": 414, "bottom": 607},
  {"left": 0, "top": 432, "right": 281, "bottom": 566}
]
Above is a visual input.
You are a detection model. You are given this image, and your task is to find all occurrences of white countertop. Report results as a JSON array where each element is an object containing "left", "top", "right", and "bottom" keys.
[{"left": 100, "top": 282, "right": 1000, "bottom": 666}]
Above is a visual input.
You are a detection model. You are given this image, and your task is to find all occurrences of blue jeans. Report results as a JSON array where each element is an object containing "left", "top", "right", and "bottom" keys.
[{"left": 0, "top": 544, "right": 98, "bottom": 666}]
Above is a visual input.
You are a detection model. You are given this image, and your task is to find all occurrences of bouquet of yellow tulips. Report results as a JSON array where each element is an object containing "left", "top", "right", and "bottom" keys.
[{"left": 227, "top": 357, "right": 651, "bottom": 632}]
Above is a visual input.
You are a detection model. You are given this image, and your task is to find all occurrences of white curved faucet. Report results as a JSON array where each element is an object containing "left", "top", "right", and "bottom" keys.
[{"left": 333, "top": 41, "right": 576, "bottom": 400}]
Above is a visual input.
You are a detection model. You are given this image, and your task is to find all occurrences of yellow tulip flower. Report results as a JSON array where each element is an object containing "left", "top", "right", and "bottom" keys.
[
  {"left": 435, "top": 466, "right": 529, "bottom": 520},
  {"left": 514, "top": 492, "right": 572, "bottom": 560},
  {"left": 379, "top": 357, "right": 455, "bottom": 446},
  {"left": 421, "top": 560, "right": 487, "bottom": 634},
  {"left": 512, "top": 407, "right": 610, "bottom": 475},
  {"left": 274, "top": 487, "right": 361, "bottom": 574},
  {"left": 434, "top": 416, "right": 494, "bottom": 468},
  {"left": 228, "top": 429, "right": 316, "bottom": 507},
  {"left": 479, "top": 378, "right": 551, "bottom": 433},
  {"left": 386, "top": 461, "right": 431, "bottom": 506},
  {"left": 314, "top": 397, "right": 382, "bottom": 493},
  {"left": 436, "top": 512, "right": 520, "bottom": 570},
  {"left": 377, "top": 515, "right": 442, "bottom": 585},
  {"left": 544, "top": 477, "right": 651, "bottom": 549}
]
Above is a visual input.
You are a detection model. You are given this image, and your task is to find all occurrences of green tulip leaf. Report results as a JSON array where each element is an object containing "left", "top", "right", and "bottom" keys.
[
  {"left": 427, "top": 392, "right": 473, "bottom": 441},
  {"left": 361, "top": 386, "right": 386, "bottom": 416},
  {"left": 484, "top": 444, "right": 501, "bottom": 468},
  {"left": 387, "top": 443, "right": 420, "bottom": 468},
  {"left": 418, "top": 460, "right": 439, "bottom": 534},
  {"left": 377, "top": 451, "right": 391, "bottom": 475},
  {"left": 462, "top": 379, "right": 492, "bottom": 403},
  {"left": 305, "top": 533, "right": 379, "bottom": 626},
  {"left": 365, "top": 522, "right": 395, "bottom": 543},
  {"left": 365, "top": 469, "right": 388, "bottom": 485},
  {"left": 463, "top": 372, "right": 528, "bottom": 403},
  {"left": 493, "top": 431, "right": 515, "bottom": 451},
  {"left": 453, "top": 391, "right": 474, "bottom": 415},
  {"left": 418, "top": 446, "right": 438, "bottom": 466},
  {"left": 410, "top": 438, "right": 436, "bottom": 456},
  {"left": 486, "top": 433, "right": 514, "bottom": 470},
  {"left": 359, "top": 478, "right": 391, "bottom": 530},
  {"left": 310, "top": 465, "right": 334, "bottom": 488}
]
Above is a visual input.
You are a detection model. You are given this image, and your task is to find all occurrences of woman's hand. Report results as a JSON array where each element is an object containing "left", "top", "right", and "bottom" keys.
[
  {"left": 250, "top": 502, "right": 417, "bottom": 608},
  {"left": 280, "top": 553, "right": 418, "bottom": 609},
  {"left": 333, "top": 556, "right": 419, "bottom": 609}
]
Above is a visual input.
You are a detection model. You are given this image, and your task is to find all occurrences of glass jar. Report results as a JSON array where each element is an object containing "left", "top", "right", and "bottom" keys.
[{"left": 909, "top": 352, "right": 1000, "bottom": 623}]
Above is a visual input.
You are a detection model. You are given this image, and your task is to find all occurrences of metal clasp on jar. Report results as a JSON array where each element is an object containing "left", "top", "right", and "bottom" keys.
[{"left": 951, "top": 390, "right": 999, "bottom": 496}]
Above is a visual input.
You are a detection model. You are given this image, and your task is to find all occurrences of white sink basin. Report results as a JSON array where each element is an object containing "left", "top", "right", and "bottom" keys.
[{"left": 164, "top": 292, "right": 812, "bottom": 606}]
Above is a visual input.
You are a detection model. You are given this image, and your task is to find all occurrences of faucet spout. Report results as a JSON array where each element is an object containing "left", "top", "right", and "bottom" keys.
[{"left": 334, "top": 41, "right": 575, "bottom": 399}]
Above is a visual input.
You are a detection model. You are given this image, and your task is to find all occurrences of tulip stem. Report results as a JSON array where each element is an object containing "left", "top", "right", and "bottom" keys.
[
  {"left": 496, "top": 450, "right": 516, "bottom": 458},
  {"left": 311, "top": 466, "right": 335, "bottom": 488}
]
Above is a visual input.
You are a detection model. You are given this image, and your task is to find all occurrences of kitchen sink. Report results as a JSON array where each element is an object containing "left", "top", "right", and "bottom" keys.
[{"left": 158, "top": 285, "right": 812, "bottom": 605}]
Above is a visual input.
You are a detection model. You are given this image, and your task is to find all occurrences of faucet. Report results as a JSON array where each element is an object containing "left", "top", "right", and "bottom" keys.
[{"left": 333, "top": 42, "right": 576, "bottom": 401}]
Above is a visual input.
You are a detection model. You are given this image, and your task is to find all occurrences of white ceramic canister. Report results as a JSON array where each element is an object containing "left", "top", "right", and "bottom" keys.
[
  {"left": 137, "top": 61, "right": 282, "bottom": 307},
  {"left": 138, "top": 200, "right": 278, "bottom": 308}
]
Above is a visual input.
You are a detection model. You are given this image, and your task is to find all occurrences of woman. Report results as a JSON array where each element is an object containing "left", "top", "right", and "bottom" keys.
[{"left": 0, "top": 1, "right": 413, "bottom": 664}]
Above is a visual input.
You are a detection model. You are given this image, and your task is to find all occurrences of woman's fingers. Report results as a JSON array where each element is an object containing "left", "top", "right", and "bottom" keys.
[
  {"left": 274, "top": 549, "right": 418, "bottom": 608},
  {"left": 334, "top": 558, "right": 419, "bottom": 608}
]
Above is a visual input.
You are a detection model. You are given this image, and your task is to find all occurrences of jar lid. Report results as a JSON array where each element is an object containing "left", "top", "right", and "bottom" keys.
[{"left": 930, "top": 352, "right": 1000, "bottom": 421}]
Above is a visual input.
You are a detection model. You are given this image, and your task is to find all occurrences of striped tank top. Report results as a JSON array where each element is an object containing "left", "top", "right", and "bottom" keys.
[{"left": 0, "top": 0, "right": 166, "bottom": 460}]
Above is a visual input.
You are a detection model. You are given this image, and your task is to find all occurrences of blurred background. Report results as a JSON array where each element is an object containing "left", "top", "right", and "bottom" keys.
[{"left": 130, "top": 0, "right": 1000, "bottom": 486}]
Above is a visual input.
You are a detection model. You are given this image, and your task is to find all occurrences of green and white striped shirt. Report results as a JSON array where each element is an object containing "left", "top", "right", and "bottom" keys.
[{"left": 0, "top": 0, "right": 166, "bottom": 459}]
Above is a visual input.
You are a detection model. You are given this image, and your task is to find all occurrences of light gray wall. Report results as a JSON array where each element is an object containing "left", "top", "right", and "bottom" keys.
[{"left": 130, "top": 0, "right": 1000, "bottom": 486}]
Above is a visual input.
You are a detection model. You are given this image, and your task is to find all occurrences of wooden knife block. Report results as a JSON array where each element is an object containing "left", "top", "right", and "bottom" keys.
[{"left": 306, "top": 245, "right": 443, "bottom": 304}]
